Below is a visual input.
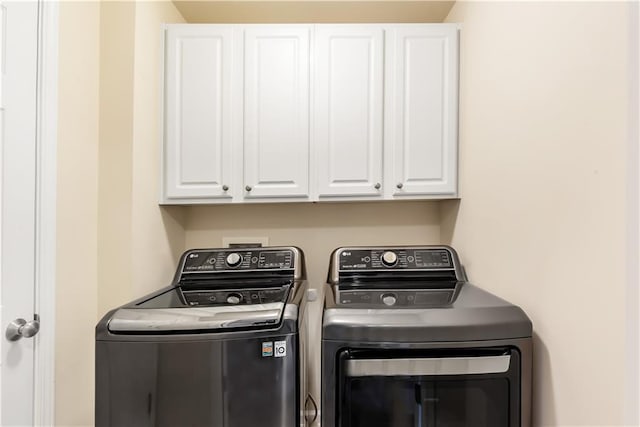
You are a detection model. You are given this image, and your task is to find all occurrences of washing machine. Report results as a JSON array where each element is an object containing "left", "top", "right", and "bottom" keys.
[
  {"left": 321, "top": 246, "right": 532, "bottom": 427},
  {"left": 96, "top": 246, "right": 308, "bottom": 427}
]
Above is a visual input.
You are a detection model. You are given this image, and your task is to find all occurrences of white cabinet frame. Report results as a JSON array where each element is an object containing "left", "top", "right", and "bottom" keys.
[{"left": 161, "top": 23, "right": 460, "bottom": 204}]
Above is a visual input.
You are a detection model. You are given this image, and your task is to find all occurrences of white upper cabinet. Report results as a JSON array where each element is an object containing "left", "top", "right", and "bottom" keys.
[
  {"left": 243, "top": 26, "right": 311, "bottom": 199},
  {"left": 314, "top": 26, "right": 384, "bottom": 198},
  {"left": 385, "top": 25, "right": 458, "bottom": 197},
  {"left": 163, "top": 25, "right": 234, "bottom": 200},
  {"left": 161, "top": 24, "right": 459, "bottom": 204}
]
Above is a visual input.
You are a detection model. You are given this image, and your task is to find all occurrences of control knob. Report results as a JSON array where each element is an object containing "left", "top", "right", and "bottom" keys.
[
  {"left": 225, "top": 252, "right": 243, "bottom": 267},
  {"left": 381, "top": 251, "right": 398, "bottom": 267},
  {"left": 226, "top": 293, "right": 243, "bottom": 304},
  {"left": 381, "top": 293, "right": 397, "bottom": 306}
]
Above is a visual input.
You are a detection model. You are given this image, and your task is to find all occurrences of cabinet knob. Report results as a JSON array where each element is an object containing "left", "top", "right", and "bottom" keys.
[
  {"left": 245, "top": 185, "right": 252, "bottom": 192},
  {"left": 222, "top": 185, "right": 229, "bottom": 191},
  {"left": 374, "top": 183, "right": 381, "bottom": 190},
  {"left": 396, "top": 183, "right": 404, "bottom": 189}
]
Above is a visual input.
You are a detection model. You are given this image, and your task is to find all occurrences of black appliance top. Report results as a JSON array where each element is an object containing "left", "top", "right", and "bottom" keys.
[{"left": 328, "top": 246, "right": 466, "bottom": 308}]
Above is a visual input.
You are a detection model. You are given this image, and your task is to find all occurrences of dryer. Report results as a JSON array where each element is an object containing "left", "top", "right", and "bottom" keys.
[
  {"left": 96, "top": 246, "right": 308, "bottom": 427},
  {"left": 321, "top": 246, "right": 532, "bottom": 427}
]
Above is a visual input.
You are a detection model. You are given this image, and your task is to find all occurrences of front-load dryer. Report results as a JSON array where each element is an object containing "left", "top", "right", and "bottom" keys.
[
  {"left": 321, "top": 246, "right": 532, "bottom": 427},
  {"left": 96, "top": 246, "right": 308, "bottom": 427}
]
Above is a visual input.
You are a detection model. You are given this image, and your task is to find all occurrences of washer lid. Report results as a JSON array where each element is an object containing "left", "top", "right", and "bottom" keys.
[{"left": 108, "top": 302, "right": 288, "bottom": 333}]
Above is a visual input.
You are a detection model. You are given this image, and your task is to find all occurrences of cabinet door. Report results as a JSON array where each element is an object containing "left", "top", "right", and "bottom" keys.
[
  {"left": 163, "top": 25, "right": 234, "bottom": 201},
  {"left": 387, "top": 26, "right": 458, "bottom": 196},
  {"left": 243, "top": 26, "right": 310, "bottom": 199},
  {"left": 315, "top": 26, "right": 384, "bottom": 197}
]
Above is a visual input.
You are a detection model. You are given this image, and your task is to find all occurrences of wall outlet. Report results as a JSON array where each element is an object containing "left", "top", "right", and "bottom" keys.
[
  {"left": 222, "top": 236, "right": 269, "bottom": 248},
  {"left": 307, "top": 289, "right": 318, "bottom": 302}
]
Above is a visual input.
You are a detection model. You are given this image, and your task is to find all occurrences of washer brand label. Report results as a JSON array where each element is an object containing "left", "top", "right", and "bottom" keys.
[
  {"left": 274, "top": 341, "right": 287, "bottom": 358},
  {"left": 262, "top": 342, "right": 273, "bottom": 357}
]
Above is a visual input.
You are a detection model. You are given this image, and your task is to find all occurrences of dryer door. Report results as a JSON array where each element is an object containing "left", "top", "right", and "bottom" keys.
[{"left": 337, "top": 348, "right": 520, "bottom": 427}]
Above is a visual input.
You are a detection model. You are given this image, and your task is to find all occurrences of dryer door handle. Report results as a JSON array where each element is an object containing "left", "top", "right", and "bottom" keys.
[{"left": 344, "top": 355, "right": 511, "bottom": 377}]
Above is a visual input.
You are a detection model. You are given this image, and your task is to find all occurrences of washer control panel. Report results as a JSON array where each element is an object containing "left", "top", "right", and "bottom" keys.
[
  {"left": 182, "top": 248, "right": 294, "bottom": 273},
  {"left": 338, "top": 248, "right": 452, "bottom": 271},
  {"left": 183, "top": 286, "right": 289, "bottom": 306}
]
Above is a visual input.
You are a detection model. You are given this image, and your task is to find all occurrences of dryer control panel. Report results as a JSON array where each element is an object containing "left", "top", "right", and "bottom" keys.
[
  {"left": 328, "top": 246, "right": 466, "bottom": 307},
  {"left": 338, "top": 248, "right": 453, "bottom": 271},
  {"left": 181, "top": 247, "right": 298, "bottom": 273}
]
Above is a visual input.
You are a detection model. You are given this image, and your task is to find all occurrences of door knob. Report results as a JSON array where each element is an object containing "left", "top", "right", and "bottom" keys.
[{"left": 6, "top": 315, "right": 40, "bottom": 341}]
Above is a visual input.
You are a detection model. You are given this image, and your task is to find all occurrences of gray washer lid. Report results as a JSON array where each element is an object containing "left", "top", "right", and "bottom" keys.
[{"left": 108, "top": 303, "right": 299, "bottom": 333}]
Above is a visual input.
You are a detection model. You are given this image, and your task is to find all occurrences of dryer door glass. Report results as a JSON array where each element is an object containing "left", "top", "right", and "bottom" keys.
[
  {"left": 337, "top": 348, "right": 520, "bottom": 427},
  {"left": 343, "top": 377, "right": 508, "bottom": 427}
]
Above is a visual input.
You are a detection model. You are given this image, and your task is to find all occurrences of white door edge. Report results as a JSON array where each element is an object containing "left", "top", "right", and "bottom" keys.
[{"left": 33, "top": 1, "right": 57, "bottom": 425}]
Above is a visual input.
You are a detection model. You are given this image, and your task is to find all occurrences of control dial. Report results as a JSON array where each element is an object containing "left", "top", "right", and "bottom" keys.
[
  {"left": 226, "top": 292, "right": 243, "bottom": 304},
  {"left": 381, "top": 293, "right": 397, "bottom": 306},
  {"left": 381, "top": 251, "right": 398, "bottom": 267},
  {"left": 225, "top": 252, "right": 243, "bottom": 267}
]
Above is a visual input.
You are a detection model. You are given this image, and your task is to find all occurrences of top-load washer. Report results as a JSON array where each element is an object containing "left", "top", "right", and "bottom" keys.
[
  {"left": 96, "top": 246, "right": 308, "bottom": 427},
  {"left": 321, "top": 245, "right": 532, "bottom": 427}
]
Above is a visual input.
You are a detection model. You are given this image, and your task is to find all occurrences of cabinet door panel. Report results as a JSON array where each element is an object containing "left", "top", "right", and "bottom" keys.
[
  {"left": 389, "top": 26, "right": 458, "bottom": 196},
  {"left": 244, "top": 26, "right": 310, "bottom": 198},
  {"left": 164, "top": 26, "right": 234, "bottom": 200},
  {"left": 315, "top": 26, "right": 383, "bottom": 197}
]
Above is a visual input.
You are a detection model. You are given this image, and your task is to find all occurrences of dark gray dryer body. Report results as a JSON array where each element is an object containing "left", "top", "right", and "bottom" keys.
[
  {"left": 96, "top": 246, "right": 308, "bottom": 427},
  {"left": 322, "top": 246, "right": 532, "bottom": 427}
]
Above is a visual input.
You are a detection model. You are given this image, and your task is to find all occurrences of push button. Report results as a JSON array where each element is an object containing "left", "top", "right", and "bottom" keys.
[
  {"left": 381, "top": 293, "right": 397, "bottom": 306},
  {"left": 226, "top": 293, "right": 243, "bottom": 304},
  {"left": 381, "top": 251, "right": 398, "bottom": 267}
]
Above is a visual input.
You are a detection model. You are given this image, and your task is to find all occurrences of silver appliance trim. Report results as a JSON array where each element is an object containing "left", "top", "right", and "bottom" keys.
[
  {"left": 108, "top": 303, "right": 285, "bottom": 332},
  {"left": 345, "top": 355, "right": 511, "bottom": 377}
]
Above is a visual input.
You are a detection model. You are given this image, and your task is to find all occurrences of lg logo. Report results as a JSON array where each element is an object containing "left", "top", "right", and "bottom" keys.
[{"left": 274, "top": 341, "right": 287, "bottom": 357}]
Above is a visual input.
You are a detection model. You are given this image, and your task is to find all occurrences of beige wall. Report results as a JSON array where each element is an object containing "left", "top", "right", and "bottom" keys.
[
  {"left": 173, "top": 0, "right": 454, "bottom": 23},
  {"left": 444, "top": 2, "right": 631, "bottom": 425},
  {"left": 98, "top": 0, "right": 136, "bottom": 318},
  {"left": 130, "top": 1, "right": 187, "bottom": 298},
  {"left": 56, "top": 2, "right": 101, "bottom": 426},
  {"left": 57, "top": 1, "right": 186, "bottom": 425},
  {"left": 98, "top": 0, "right": 186, "bottom": 316}
]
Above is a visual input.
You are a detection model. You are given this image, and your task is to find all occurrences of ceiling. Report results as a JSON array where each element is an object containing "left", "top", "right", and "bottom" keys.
[{"left": 172, "top": 1, "right": 456, "bottom": 23}]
